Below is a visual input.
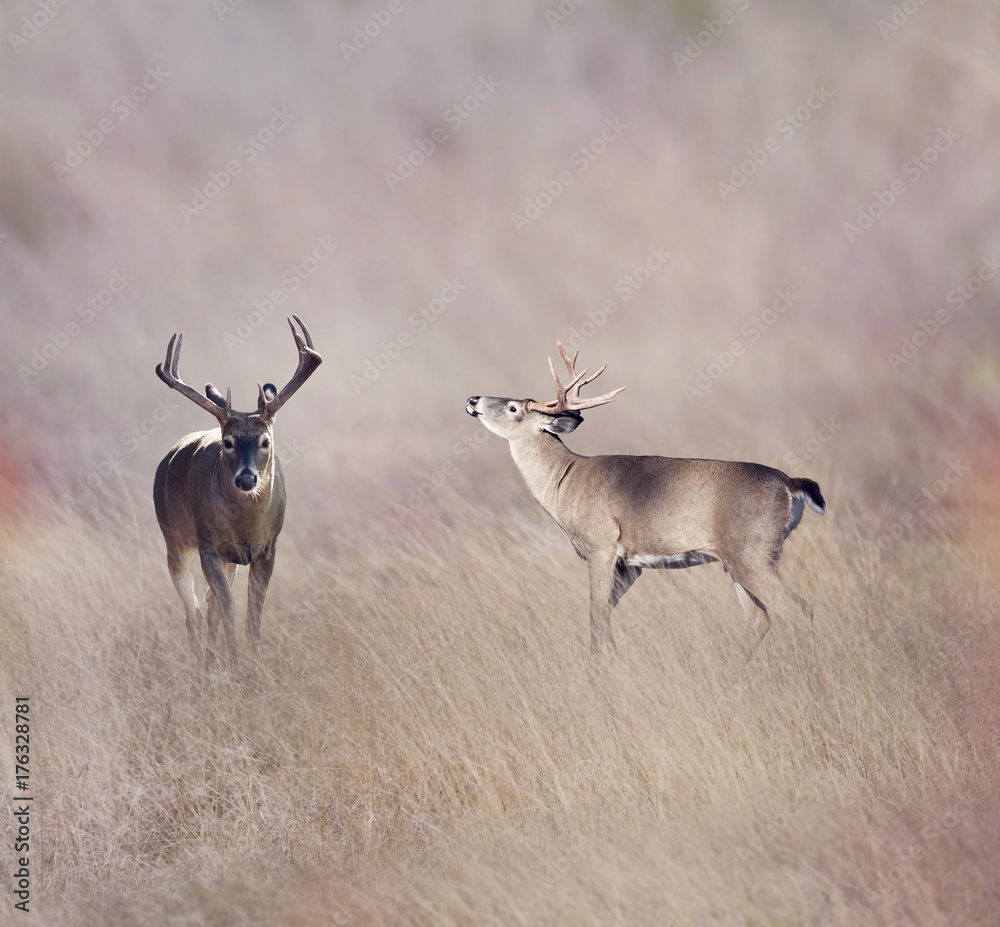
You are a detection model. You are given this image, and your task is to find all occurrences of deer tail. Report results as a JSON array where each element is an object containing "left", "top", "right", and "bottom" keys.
[{"left": 787, "top": 477, "right": 826, "bottom": 515}]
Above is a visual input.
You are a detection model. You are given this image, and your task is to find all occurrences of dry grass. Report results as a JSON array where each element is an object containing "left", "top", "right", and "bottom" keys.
[
  {"left": 1, "top": 0, "right": 999, "bottom": 923},
  {"left": 1, "top": 489, "right": 998, "bottom": 925}
]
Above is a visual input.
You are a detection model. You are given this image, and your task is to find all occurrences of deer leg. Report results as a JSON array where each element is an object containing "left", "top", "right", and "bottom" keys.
[
  {"left": 730, "top": 562, "right": 818, "bottom": 687},
  {"left": 205, "top": 563, "right": 237, "bottom": 656},
  {"left": 733, "top": 580, "right": 771, "bottom": 663},
  {"left": 166, "top": 541, "right": 203, "bottom": 659},
  {"left": 588, "top": 552, "right": 618, "bottom": 655},
  {"left": 200, "top": 550, "right": 239, "bottom": 664},
  {"left": 247, "top": 541, "right": 276, "bottom": 652}
]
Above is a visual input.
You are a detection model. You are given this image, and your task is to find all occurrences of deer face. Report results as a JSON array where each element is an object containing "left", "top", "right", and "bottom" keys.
[
  {"left": 212, "top": 383, "right": 277, "bottom": 493},
  {"left": 466, "top": 396, "right": 582, "bottom": 440},
  {"left": 221, "top": 414, "right": 273, "bottom": 492}
]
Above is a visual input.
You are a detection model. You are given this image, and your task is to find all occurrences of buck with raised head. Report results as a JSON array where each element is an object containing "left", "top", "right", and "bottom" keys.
[
  {"left": 153, "top": 315, "right": 321, "bottom": 663},
  {"left": 466, "top": 342, "right": 825, "bottom": 676}
]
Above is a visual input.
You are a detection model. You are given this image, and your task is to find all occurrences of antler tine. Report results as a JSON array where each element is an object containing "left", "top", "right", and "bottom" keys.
[
  {"left": 565, "top": 382, "right": 626, "bottom": 410},
  {"left": 546, "top": 356, "right": 567, "bottom": 406},
  {"left": 291, "top": 313, "right": 316, "bottom": 349},
  {"left": 547, "top": 341, "right": 591, "bottom": 398},
  {"left": 554, "top": 339, "right": 604, "bottom": 399},
  {"left": 528, "top": 341, "right": 624, "bottom": 413},
  {"left": 556, "top": 341, "right": 579, "bottom": 378},
  {"left": 260, "top": 316, "right": 323, "bottom": 419},
  {"left": 155, "top": 332, "right": 229, "bottom": 423}
]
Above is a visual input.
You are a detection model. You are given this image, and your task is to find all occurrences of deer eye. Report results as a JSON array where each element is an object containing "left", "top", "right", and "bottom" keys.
[
  {"left": 261, "top": 437, "right": 270, "bottom": 448},
  {"left": 508, "top": 404, "right": 517, "bottom": 413},
  {"left": 223, "top": 437, "right": 235, "bottom": 450}
]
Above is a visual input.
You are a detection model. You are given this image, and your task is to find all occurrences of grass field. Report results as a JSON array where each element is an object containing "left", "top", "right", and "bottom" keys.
[{"left": 2, "top": 1, "right": 999, "bottom": 924}]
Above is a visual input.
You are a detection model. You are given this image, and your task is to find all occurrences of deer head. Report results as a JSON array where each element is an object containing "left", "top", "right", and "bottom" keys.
[
  {"left": 156, "top": 314, "right": 322, "bottom": 494},
  {"left": 466, "top": 341, "right": 625, "bottom": 441}
]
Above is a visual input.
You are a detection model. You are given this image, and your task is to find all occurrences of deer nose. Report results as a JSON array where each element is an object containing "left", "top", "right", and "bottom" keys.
[
  {"left": 466, "top": 396, "right": 480, "bottom": 416},
  {"left": 235, "top": 471, "right": 257, "bottom": 492}
]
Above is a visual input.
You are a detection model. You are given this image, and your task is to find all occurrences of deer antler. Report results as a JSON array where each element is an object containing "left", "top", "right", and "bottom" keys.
[
  {"left": 156, "top": 332, "right": 231, "bottom": 424},
  {"left": 258, "top": 315, "right": 323, "bottom": 421},
  {"left": 527, "top": 341, "right": 625, "bottom": 414}
]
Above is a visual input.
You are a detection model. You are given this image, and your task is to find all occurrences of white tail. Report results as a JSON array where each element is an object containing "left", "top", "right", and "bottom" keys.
[{"left": 467, "top": 342, "right": 824, "bottom": 677}]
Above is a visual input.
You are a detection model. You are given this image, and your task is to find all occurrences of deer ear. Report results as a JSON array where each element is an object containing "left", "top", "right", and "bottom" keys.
[
  {"left": 257, "top": 383, "right": 277, "bottom": 412},
  {"left": 205, "top": 383, "right": 227, "bottom": 409},
  {"left": 543, "top": 412, "right": 582, "bottom": 434}
]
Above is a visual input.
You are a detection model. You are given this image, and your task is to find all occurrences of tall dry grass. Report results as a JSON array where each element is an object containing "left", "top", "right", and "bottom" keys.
[
  {"left": 1, "top": 488, "right": 998, "bottom": 925},
  {"left": 1, "top": 0, "right": 999, "bottom": 923}
]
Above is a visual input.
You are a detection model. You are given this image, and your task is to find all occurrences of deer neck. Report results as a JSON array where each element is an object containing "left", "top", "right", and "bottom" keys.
[{"left": 508, "top": 431, "right": 580, "bottom": 520}]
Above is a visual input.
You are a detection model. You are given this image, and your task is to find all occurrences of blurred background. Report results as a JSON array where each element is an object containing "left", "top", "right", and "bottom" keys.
[
  {"left": 1, "top": 0, "right": 997, "bottom": 539},
  {"left": 1, "top": 1, "right": 1000, "bottom": 923}
]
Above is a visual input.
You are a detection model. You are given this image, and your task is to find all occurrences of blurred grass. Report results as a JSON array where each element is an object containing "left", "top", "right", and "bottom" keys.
[{"left": 1, "top": 495, "right": 998, "bottom": 925}]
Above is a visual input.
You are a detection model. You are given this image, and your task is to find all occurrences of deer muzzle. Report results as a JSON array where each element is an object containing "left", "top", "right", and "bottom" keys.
[{"left": 235, "top": 470, "right": 258, "bottom": 492}]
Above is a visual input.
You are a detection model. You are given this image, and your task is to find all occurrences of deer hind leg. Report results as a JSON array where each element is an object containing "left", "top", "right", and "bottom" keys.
[
  {"left": 205, "top": 562, "right": 237, "bottom": 656},
  {"left": 733, "top": 580, "right": 771, "bottom": 663},
  {"left": 729, "top": 560, "right": 818, "bottom": 687},
  {"left": 200, "top": 551, "right": 239, "bottom": 665},
  {"left": 166, "top": 541, "right": 203, "bottom": 659}
]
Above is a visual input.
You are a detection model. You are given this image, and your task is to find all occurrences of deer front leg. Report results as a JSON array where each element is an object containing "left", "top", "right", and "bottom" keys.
[
  {"left": 166, "top": 540, "right": 203, "bottom": 660},
  {"left": 247, "top": 541, "right": 276, "bottom": 652},
  {"left": 587, "top": 551, "right": 618, "bottom": 655},
  {"left": 200, "top": 548, "right": 239, "bottom": 664},
  {"left": 205, "top": 563, "right": 237, "bottom": 655}
]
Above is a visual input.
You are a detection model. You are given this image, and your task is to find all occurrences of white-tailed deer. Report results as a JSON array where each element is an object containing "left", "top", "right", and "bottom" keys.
[
  {"left": 467, "top": 342, "right": 825, "bottom": 675},
  {"left": 153, "top": 315, "right": 321, "bottom": 663}
]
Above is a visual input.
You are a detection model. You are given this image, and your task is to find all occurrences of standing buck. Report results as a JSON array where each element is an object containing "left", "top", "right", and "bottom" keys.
[
  {"left": 466, "top": 342, "right": 825, "bottom": 675},
  {"left": 153, "top": 315, "right": 321, "bottom": 663}
]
